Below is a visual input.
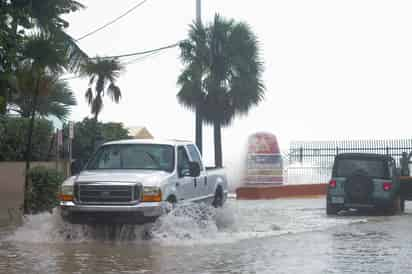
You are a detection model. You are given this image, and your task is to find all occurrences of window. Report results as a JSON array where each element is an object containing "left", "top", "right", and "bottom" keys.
[
  {"left": 178, "top": 146, "right": 190, "bottom": 177},
  {"left": 86, "top": 144, "right": 175, "bottom": 172},
  {"left": 334, "top": 158, "right": 389, "bottom": 179},
  {"left": 187, "top": 145, "right": 204, "bottom": 170}
]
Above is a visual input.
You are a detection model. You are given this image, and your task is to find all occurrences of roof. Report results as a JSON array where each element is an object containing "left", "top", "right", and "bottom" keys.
[
  {"left": 128, "top": 126, "right": 153, "bottom": 139},
  {"left": 103, "top": 139, "right": 193, "bottom": 147},
  {"left": 335, "top": 153, "right": 393, "bottom": 160}
]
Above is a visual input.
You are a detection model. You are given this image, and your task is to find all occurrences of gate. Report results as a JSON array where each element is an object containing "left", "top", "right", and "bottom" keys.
[{"left": 285, "top": 139, "right": 412, "bottom": 184}]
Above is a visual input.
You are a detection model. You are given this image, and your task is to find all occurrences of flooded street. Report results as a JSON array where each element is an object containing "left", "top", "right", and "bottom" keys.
[{"left": 1, "top": 197, "right": 412, "bottom": 273}]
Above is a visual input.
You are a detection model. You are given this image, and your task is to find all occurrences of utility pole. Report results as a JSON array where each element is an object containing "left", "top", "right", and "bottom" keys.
[
  {"left": 195, "top": 0, "right": 203, "bottom": 154},
  {"left": 196, "top": 0, "right": 201, "bottom": 23}
]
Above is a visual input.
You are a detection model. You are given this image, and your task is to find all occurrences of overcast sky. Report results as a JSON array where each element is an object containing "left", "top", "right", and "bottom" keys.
[{"left": 64, "top": 0, "right": 412, "bottom": 166}]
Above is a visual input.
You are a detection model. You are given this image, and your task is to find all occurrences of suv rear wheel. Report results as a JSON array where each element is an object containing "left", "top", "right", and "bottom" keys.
[
  {"left": 326, "top": 201, "right": 341, "bottom": 215},
  {"left": 401, "top": 198, "right": 405, "bottom": 212},
  {"left": 384, "top": 195, "right": 401, "bottom": 215}
]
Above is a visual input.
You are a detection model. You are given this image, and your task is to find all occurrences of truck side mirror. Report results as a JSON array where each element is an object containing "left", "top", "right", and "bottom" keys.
[
  {"left": 189, "top": 161, "right": 201, "bottom": 177},
  {"left": 70, "top": 159, "right": 84, "bottom": 175}
]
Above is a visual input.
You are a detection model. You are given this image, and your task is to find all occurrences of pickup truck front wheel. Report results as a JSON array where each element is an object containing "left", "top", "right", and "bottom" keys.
[
  {"left": 165, "top": 196, "right": 177, "bottom": 214},
  {"left": 61, "top": 212, "right": 74, "bottom": 224},
  {"left": 212, "top": 187, "right": 224, "bottom": 208}
]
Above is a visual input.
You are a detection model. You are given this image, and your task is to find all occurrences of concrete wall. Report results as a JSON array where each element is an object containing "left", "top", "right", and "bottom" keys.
[
  {"left": 0, "top": 161, "right": 69, "bottom": 226},
  {"left": 236, "top": 184, "right": 327, "bottom": 200}
]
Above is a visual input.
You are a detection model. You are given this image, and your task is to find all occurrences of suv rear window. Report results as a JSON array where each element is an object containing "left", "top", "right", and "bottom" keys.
[{"left": 333, "top": 158, "right": 389, "bottom": 179}]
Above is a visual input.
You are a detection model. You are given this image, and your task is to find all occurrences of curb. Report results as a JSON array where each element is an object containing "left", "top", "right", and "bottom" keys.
[{"left": 236, "top": 184, "right": 327, "bottom": 200}]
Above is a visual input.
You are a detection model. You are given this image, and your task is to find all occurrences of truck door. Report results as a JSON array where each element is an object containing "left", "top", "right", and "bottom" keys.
[
  {"left": 177, "top": 146, "right": 196, "bottom": 201},
  {"left": 186, "top": 144, "right": 208, "bottom": 201}
]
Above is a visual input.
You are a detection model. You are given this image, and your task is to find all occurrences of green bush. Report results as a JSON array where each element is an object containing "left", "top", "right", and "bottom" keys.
[
  {"left": 25, "top": 166, "right": 65, "bottom": 214},
  {"left": 0, "top": 116, "right": 54, "bottom": 161}
]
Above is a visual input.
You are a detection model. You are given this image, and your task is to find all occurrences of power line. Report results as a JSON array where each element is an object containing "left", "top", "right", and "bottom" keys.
[
  {"left": 76, "top": 0, "right": 149, "bottom": 41},
  {"left": 60, "top": 45, "right": 174, "bottom": 81},
  {"left": 92, "top": 43, "right": 179, "bottom": 60},
  {"left": 124, "top": 50, "right": 163, "bottom": 65}
]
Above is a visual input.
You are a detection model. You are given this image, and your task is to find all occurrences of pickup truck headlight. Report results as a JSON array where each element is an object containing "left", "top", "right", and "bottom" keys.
[
  {"left": 142, "top": 186, "right": 162, "bottom": 202},
  {"left": 60, "top": 185, "right": 74, "bottom": 202}
]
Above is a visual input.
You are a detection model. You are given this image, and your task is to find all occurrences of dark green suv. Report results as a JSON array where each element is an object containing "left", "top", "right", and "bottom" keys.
[{"left": 326, "top": 153, "right": 403, "bottom": 215}]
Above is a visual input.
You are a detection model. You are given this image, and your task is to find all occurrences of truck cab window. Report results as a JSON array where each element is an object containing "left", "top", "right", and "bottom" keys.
[
  {"left": 187, "top": 144, "right": 204, "bottom": 170},
  {"left": 87, "top": 144, "right": 174, "bottom": 172},
  {"left": 178, "top": 146, "right": 190, "bottom": 177}
]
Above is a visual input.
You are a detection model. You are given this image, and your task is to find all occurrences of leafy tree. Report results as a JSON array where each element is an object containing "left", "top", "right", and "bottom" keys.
[
  {"left": 8, "top": 64, "right": 76, "bottom": 121},
  {"left": 22, "top": 33, "right": 70, "bottom": 213},
  {"left": 178, "top": 14, "right": 265, "bottom": 167},
  {"left": 67, "top": 118, "right": 131, "bottom": 164},
  {"left": 14, "top": 0, "right": 87, "bottom": 71},
  {"left": 0, "top": 0, "right": 27, "bottom": 114},
  {"left": 0, "top": 116, "right": 54, "bottom": 161},
  {"left": 0, "top": 0, "right": 87, "bottom": 213},
  {"left": 0, "top": 0, "right": 87, "bottom": 114}
]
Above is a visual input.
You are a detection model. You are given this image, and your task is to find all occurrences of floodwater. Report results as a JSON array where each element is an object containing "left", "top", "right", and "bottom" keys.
[{"left": 1, "top": 197, "right": 412, "bottom": 274}]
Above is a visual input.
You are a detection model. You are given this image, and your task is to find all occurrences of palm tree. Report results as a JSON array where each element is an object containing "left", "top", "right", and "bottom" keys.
[
  {"left": 26, "top": 0, "right": 88, "bottom": 72},
  {"left": 177, "top": 22, "right": 208, "bottom": 154},
  {"left": 206, "top": 15, "right": 265, "bottom": 167},
  {"left": 0, "top": 1, "right": 86, "bottom": 213},
  {"left": 179, "top": 14, "right": 265, "bottom": 167},
  {"left": 0, "top": 0, "right": 87, "bottom": 114},
  {"left": 8, "top": 65, "right": 76, "bottom": 121},
  {"left": 80, "top": 57, "right": 124, "bottom": 147},
  {"left": 22, "top": 33, "right": 69, "bottom": 213}
]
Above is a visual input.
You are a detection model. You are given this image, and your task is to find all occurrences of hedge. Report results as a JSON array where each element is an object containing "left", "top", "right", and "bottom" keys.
[{"left": 25, "top": 166, "right": 64, "bottom": 214}]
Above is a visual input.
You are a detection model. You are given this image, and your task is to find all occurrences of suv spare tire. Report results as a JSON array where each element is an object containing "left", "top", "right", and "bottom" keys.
[{"left": 345, "top": 172, "right": 374, "bottom": 204}]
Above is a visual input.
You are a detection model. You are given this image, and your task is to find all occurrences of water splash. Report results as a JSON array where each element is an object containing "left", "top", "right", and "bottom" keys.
[
  {"left": 150, "top": 203, "right": 234, "bottom": 245},
  {"left": 3, "top": 199, "right": 371, "bottom": 246}
]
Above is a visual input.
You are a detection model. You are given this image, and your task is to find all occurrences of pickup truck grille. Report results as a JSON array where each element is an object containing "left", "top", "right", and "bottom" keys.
[{"left": 75, "top": 183, "right": 141, "bottom": 204}]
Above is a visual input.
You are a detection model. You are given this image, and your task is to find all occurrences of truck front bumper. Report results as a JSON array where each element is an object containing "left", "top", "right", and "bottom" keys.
[{"left": 60, "top": 201, "right": 168, "bottom": 224}]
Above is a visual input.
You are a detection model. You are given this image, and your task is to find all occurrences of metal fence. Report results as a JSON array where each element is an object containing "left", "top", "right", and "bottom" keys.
[{"left": 284, "top": 139, "right": 412, "bottom": 184}]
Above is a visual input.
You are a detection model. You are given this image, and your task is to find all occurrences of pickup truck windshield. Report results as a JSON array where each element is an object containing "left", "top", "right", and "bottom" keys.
[
  {"left": 86, "top": 144, "right": 175, "bottom": 172},
  {"left": 334, "top": 158, "right": 389, "bottom": 179}
]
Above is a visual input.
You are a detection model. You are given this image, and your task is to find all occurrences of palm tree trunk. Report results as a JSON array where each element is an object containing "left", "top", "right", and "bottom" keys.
[
  {"left": 195, "top": 107, "right": 202, "bottom": 154},
  {"left": 91, "top": 112, "right": 99, "bottom": 151},
  {"left": 213, "top": 120, "right": 223, "bottom": 168},
  {"left": 0, "top": 95, "right": 6, "bottom": 115},
  {"left": 0, "top": 78, "right": 8, "bottom": 114},
  {"left": 46, "top": 133, "right": 56, "bottom": 161},
  {"left": 23, "top": 75, "right": 41, "bottom": 214}
]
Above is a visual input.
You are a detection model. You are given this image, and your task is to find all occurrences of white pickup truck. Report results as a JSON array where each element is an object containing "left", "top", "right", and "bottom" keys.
[{"left": 59, "top": 139, "right": 228, "bottom": 224}]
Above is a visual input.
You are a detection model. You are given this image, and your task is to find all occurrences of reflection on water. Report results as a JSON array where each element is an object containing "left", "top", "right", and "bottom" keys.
[
  {"left": 327, "top": 225, "right": 406, "bottom": 274},
  {"left": 1, "top": 199, "right": 412, "bottom": 273}
]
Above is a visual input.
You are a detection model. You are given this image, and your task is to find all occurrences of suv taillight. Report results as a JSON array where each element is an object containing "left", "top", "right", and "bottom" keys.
[
  {"left": 383, "top": 182, "right": 392, "bottom": 191},
  {"left": 329, "top": 180, "right": 337, "bottom": 188}
]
